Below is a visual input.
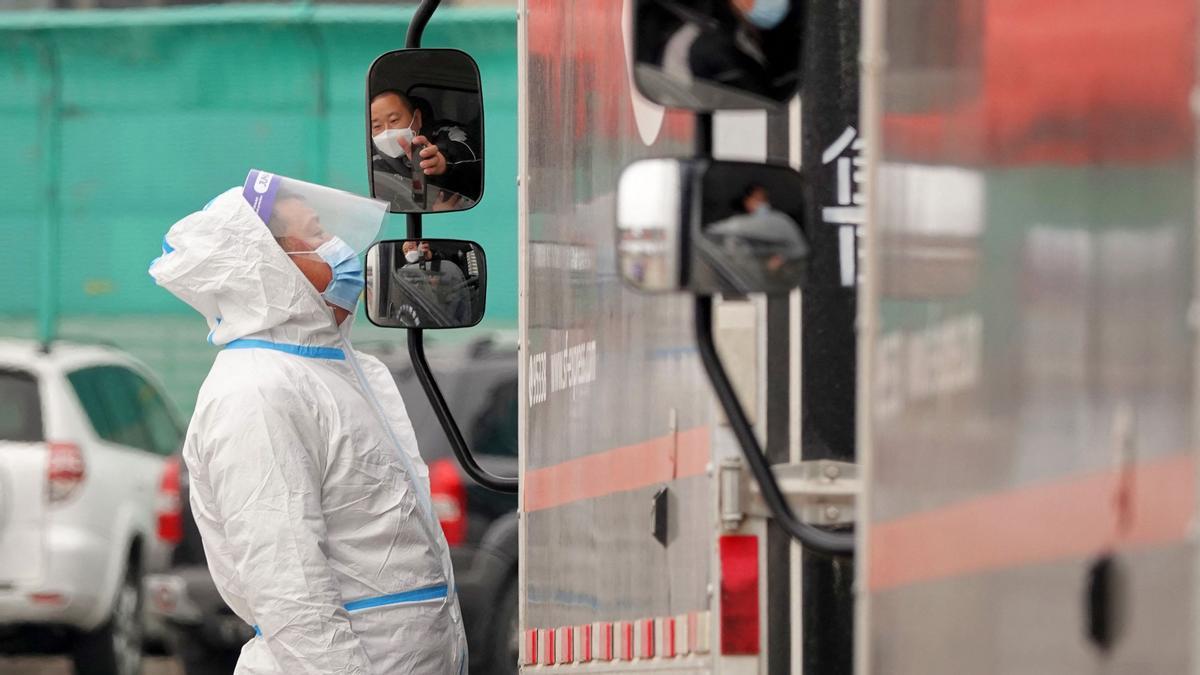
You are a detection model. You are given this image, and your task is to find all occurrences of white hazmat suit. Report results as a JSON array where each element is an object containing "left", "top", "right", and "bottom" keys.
[{"left": 149, "top": 188, "right": 466, "bottom": 674}]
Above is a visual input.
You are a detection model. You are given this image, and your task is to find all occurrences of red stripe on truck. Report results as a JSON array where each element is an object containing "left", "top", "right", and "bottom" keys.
[
  {"left": 524, "top": 629, "right": 538, "bottom": 665},
  {"left": 523, "top": 427, "right": 711, "bottom": 512},
  {"left": 869, "top": 452, "right": 1194, "bottom": 591},
  {"left": 600, "top": 622, "right": 614, "bottom": 661}
]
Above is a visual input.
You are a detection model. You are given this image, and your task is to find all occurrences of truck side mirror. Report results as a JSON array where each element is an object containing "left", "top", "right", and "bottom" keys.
[
  {"left": 367, "top": 49, "right": 484, "bottom": 214},
  {"left": 617, "top": 158, "right": 809, "bottom": 295},
  {"left": 632, "top": 0, "right": 802, "bottom": 110},
  {"left": 365, "top": 239, "right": 488, "bottom": 329}
]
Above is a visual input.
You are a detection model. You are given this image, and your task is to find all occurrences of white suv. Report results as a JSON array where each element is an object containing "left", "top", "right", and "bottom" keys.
[{"left": 0, "top": 339, "right": 180, "bottom": 675}]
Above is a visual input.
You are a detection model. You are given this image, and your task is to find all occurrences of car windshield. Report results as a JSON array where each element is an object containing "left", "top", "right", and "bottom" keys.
[{"left": 0, "top": 368, "right": 43, "bottom": 443}]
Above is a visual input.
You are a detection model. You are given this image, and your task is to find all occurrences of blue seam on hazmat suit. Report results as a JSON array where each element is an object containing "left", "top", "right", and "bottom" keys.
[
  {"left": 206, "top": 317, "right": 222, "bottom": 345},
  {"left": 251, "top": 584, "right": 450, "bottom": 637},
  {"left": 224, "top": 338, "right": 345, "bottom": 360},
  {"left": 343, "top": 584, "right": 449, "bottom": 611}
]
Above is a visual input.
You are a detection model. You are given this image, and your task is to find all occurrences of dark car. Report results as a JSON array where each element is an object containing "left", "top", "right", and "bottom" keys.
[
  {"left": 376, "top": 334, "right": 519, "bottom": 675},
  {"left": 144, "top": 334, "right": 519, "bottom": 675}
]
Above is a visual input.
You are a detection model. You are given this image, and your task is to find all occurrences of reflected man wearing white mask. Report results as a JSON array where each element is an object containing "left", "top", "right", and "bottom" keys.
[
  {"left": 370, "top": 90, "right": 447, "bottom": 176},
  {"left": 369, "top": 90, "right": 480, "bottom": 205}
]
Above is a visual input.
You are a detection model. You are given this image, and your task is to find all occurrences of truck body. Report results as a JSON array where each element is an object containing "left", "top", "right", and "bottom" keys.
[
  {"left": 517, "top": 1, "right": 805, "bottom": 672},
  {"left": 857, "top": 0, "right": 1200, "bottom": 671},
  {"left": 517, "top": 0, "right": 1200, "bottom": 672}
]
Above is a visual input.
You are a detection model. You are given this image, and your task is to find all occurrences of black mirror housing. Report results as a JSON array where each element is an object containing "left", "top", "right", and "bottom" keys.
[
  {"left": 632, "top": 0, "right": 802, "bottom": 111},
  {"left": 617, "top": 158, "right": 810, "bottom": 295}
]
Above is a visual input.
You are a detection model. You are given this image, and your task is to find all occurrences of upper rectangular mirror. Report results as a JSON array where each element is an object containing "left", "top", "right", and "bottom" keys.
[
  {"left": 617, "top": 158, "right": 809, "bottom": 295},
  {"left": 633, "top": 0, "right": 802, "bottom": 111},
  {"left": 367, "top": 49, "right": 484, "bottom": 214},
  {"left": 365, "top": 239, "right": 487, "bottom": 329}
]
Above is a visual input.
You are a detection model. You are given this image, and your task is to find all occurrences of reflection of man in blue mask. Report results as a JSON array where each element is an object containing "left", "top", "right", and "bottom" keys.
[
  {"left": 646, "top": 0, "right": 799, "bottom": 104},
  {"left": 710, "top": 183, "right": 809, "bottom": 273},
  {"left": 740, "top": 183, "right": 773, "bottom": 217}
]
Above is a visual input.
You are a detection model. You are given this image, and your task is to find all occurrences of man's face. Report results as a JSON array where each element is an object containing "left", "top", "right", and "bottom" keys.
[
  {"left": 370, "top": 93, "right": 421, "bottom": 135},
  {"left": 273, "top": 197, "right": 325, "bottom": 246},
  {"left": 743, "top": 186, "right": 770, "bottom": 213}
]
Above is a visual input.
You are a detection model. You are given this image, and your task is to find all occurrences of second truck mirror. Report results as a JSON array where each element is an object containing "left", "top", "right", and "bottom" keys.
[
  {"left": 365, "top": 239, "right": 487, "bottom": 329},
  {"left": 617, "top": 158, "right": 809, "bottom": 295},
  {"left": 632, "top": 0, "right": 802, "bottom": 110},
  {"left": 367, "top": 49, "right": 484, "bottom": 214}
]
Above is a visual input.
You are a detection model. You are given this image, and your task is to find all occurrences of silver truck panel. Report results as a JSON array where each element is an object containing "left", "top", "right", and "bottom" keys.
[{"left": 859, "top": 0, "right": 1199, "bottom": 671}]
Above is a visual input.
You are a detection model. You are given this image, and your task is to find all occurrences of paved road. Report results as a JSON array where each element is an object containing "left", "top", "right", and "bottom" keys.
[{"left": 0, "top": 657, "right": 182, "bottom": 674}]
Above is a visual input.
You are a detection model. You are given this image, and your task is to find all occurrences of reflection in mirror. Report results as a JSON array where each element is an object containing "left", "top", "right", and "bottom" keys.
[
  {"left": 692, "top": 161, "right": 808, "bottom": 295},
  {"left": 634, "top": 0, "right": 801, "bottom": 110},
  {"left": 367, "top": 49, "right": 484, "bottom": 214},
  {"left": 365, "top": 239, "right": 487, "bottom": 329},
  {"left": 616, "top": 159, "right": 685, "bottom": 292}
]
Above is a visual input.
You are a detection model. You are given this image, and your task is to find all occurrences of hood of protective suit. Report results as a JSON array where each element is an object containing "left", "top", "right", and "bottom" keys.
[{"left": 149, "top": 188, "right": 343, "bottom": 347}]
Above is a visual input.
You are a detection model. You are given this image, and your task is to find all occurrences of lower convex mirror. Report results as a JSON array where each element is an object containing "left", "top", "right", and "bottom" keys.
[
  {"left": 365, "top": 239, "right": 487, "bottom": 329},
  {"left": 617, "top": 159, "right": 809, "bottom": 295}
]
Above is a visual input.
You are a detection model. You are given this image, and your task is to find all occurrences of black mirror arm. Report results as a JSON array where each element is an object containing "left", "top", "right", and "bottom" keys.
[
  {"left": 406, "top": 218, "right": 515, "bottom": 492},
  {"left": 407, "top": 328, "right": 519, "bottom": 493},
  {"left": 395, "top": 0, "right": 516, "bottom": 494},
  {"left": 693, "top": 295, "right": 853, "bottom": 555},
  {"left": 406, "top": 0, "right": 443, "bottom": 49}
]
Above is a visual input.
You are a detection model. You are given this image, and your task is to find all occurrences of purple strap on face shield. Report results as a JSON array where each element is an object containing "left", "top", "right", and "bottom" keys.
[{"left": 242, "top": 170, "right": 280, "bottom": 225}]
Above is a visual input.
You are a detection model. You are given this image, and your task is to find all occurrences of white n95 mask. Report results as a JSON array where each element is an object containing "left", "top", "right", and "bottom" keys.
[{"left": 373, "top": 128, "right": 414, "bottom": 159}]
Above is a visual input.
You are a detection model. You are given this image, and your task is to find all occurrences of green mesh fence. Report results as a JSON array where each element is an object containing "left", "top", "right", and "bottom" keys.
[{"left": 0, "top": 5, "right": 517, "bottom": 414}]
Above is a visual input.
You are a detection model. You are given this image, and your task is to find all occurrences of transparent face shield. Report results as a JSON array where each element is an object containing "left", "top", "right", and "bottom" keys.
[{"left": 243, "top": 170, "right": 388, "bottom": 255}]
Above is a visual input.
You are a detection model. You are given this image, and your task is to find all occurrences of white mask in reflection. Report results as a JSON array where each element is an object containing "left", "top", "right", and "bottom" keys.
[{"left": 373, "top": 125, "right": 415, "bottom": 159}]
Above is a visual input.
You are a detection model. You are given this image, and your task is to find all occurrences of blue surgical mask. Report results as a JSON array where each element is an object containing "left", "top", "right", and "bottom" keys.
[
  {"left": 292, "top": 237, "right": 364, "bottom": 312},
  {"left": 745, "top": 0, "right": 789, "bottom": 30}
]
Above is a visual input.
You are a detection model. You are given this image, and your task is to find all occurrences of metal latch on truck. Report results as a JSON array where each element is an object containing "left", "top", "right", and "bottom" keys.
[{"left": 720, "top": 458, "right": 858, "bottom": 531}]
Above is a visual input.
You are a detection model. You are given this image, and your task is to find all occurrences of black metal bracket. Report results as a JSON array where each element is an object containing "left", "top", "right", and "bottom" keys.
[
  {"left": 694, "top": 295, "right": 853, "bottom": 555},
  {"left": 651, "top": 486, "right": 670, "bottom": 546},
  {"left": 404, "top": 0, "right": 518, "bottom": 494},
  {"left": 690, "top": 115, "right": 851, "bottom": 554},
  {"left": 406, "top": 0, "right": 442, "bottom": 50}
]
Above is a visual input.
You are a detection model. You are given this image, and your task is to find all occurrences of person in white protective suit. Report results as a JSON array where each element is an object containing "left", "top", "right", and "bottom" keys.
[{"left": 148, "top": 185, "right": 467, "bottom": 674}]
